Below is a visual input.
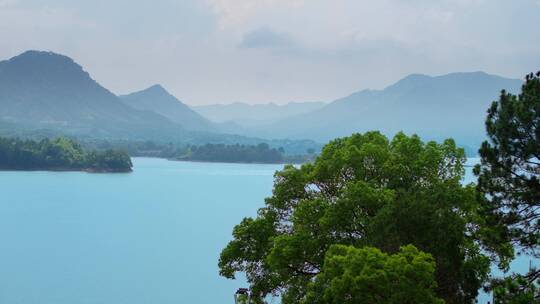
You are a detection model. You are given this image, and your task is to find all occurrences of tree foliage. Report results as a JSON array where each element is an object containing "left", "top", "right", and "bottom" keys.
[
  {"left": 474, "top": 72, "right": 540, "bottom": 302},
  {"left": 491, "top": 272, "right": 540, "bottom": 304},
  {"left": 219, "top": 131, "right": 490, "bottom": 304},
  {"left": 0, "top": 136, "right": 132, "bottom": 172},
  {"left": 180, "top": 143, "right": 284, "bottom": 163},
  {"left": 475, "top": 71, "right": 540, "bottom": 251},
  {"left": 303, "top": 244, "right": 443, "bottom": 304}
]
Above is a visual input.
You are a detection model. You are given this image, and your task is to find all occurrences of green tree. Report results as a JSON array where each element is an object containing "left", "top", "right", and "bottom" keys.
[
  {"left": 0, "top": 136, "right": 132, "bottom": 172},
  {"left": 219, "top": 131, "right": 490, "bottom": 304},
  {"left": 40, "top": 137, "right": 86, "bottom": 168},
  {"left": 474, "top": 72, "right": 540, "bottom": 302},
  {"left": 235, "top": 293, "right": 250, "bottom": 304},
  {"left": 179, "top": 143, "right": 284, "bottom": 163},
  {"left": 475, "top": 71, "right": 540, "bottom": 251},
  {"left": 303, "top": 245, "right": 443, "bottom": 304},
  {"left": 491, "top": 273, "right": 540, "bottom": 304},
  {"left": 87, "top": 149, "right": 133, "bottom": 172}
]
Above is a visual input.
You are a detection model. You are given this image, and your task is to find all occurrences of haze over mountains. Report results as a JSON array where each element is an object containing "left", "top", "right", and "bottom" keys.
[
  {"left": 193, "top": 101, "right": 325, "bottom": 127},
  {"left": 205, "top": 72, "right": 521, "bottom": 151},
  {"left": 0, "top": 50, "right": 180, "bottom": 139},
  {"left": 0, "top": 50, "right": 524, "bottom": 154},
  {"left": 120, "top": 84, "right": 216, "bottom": 132},
  {"left": 0, "top": 50, "right": 319, "bottom": 153}
]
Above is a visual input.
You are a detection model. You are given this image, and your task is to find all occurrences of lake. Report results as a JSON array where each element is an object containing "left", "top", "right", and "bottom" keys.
[
  {"left": 0, "top": 158, "right": 282, "bottom": 304},
  {"left": 0, "top": 157, "right": 533, "bottom": 303}
]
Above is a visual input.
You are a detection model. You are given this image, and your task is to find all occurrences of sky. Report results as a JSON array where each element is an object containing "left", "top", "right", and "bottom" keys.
[{"left": 0, "top": 0, "right": 539, "bottom": 105}]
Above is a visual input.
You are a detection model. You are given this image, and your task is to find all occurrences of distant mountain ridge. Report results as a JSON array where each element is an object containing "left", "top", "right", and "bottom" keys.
[
  {"left": 0, "top": 50, "right": 524, "bottom": 155},
  {"left": 193, "top": 101, "right": 326, "bottom": 127},
  {"left": 244, "top": 71, "right": 523, "bottom": 150},
  {"left": 0, "top": 50, "right": 321, "bottom": 154},
  {"left": 0, "top": 50, "right": 180, "bottom": 139},
  {"left": 120, "top": 84, "right": 216, "bottom": 132}
]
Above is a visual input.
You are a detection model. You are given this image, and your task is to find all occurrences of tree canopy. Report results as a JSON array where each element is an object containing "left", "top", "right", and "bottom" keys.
[
  {"left": 219, "top": 131, "right": 491, "bottom": 304},
  {"left": 475, "top": 71, "right": 540, "bottom": 251},
  {"left": 474, "top": 72, "right": 540, "bottom": 303},
  {"left": 179, "top": 143, "right": 284, "bottom": 163},
  {"left": 0, "top": 136, "right": 132, "bottom": 172},
  {"left": 302, "top": 244, "right": 443, "bottom": 304}
]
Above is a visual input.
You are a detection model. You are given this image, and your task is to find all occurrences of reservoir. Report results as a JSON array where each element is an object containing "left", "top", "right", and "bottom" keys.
[{"left": 0, "top": 157, "right": 531, "bottom": 303}]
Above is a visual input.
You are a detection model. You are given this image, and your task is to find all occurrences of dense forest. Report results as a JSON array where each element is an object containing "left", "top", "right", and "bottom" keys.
[
  {"left": 83, "top": 140, "right": 316, "bottom": 164},
  {"left": 220, "top": 72, "right": 540, "bottom": 304},
  {"left": 178, "top": 143, "right": 282, "bottom": 163},
  {"left": 0, "top": 137, "right": 132, "bottom": 172},
  {"left": 80, "top": 139, "right": 320, "bottom": 164},
  {"left": 177, "top": 143, "right": 313, "bottom": 164}
]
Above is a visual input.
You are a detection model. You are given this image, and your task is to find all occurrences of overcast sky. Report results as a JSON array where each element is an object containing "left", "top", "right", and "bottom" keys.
[{"left": 0, "top": 0, "right": 539, "bottom": 105}]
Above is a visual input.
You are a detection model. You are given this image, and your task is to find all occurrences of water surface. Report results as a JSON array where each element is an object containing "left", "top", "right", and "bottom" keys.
[
  {"left": 0, "top": 157, "right": 534, "bottom": 304},
  {"left": 0, "top": 158, "right": 282, "bottom": 304}
]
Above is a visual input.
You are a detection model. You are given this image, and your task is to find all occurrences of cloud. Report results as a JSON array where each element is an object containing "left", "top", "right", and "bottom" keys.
[
  {"left": 1, "top": 0, "right": 539, "bottom": 105},
  {"left": 206, "top": 0, "right": 305, "bottom": 28},
  {"left": 238, "top": 28, "right": 294, "bottom": 48},
  {"left": 0, "top": 0, "right": 17, "bottom": 8}
]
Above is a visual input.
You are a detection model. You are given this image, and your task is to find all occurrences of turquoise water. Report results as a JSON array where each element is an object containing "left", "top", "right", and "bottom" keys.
[
  {"left": 0, "top": 157, "right": 533, "bottom": 303},
  {"left": 0, "top": 158, "right": 282, "bottom": 304}
]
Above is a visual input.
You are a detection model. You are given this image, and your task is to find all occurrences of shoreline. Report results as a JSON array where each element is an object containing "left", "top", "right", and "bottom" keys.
[
  {"left": 167, "top": 157, "right": 304, "bottom": 165},
  {"left": 0, "top": 167, "right": 132, "bottom": 173}
]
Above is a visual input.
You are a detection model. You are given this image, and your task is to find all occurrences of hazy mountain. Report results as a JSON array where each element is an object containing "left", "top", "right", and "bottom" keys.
[
  {"left": 1, "top": 50, "right": 517, "bottom": 155},
  {"left": 249, "top": 72, "right": 523, "bottom": 150},
  {"left": 120, "top": 85, "right": 216, "bottom": 132},
  {"left": 0, "top": 50, "right": 181, "bottom": 139},
  {"left": 193, "top": 101, "right": 326, "bottom": 127},
  {"left": 0, "top": 50, "right": 321, "bottom": 154}
]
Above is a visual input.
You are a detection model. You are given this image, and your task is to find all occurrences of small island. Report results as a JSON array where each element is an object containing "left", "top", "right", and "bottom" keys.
[{"left": 0, "top": 137, "right": 133, "bottom": 172}]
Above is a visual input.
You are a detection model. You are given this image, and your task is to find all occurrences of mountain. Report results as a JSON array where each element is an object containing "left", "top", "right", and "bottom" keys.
[
  {"left": 193, "top": 101, "right": 326, "bottom": 127},
  {"left": 0, "top": 50, "right": 321, "bottom": 154},
  {"left": 1, "top": 50, "right": 518, "bottom": 155},
  {"left": 0, "top": 50, "right": 181, "bottom": 139},
  {"left": 120, "top": 85, "right": 216, "bottom": 132},
  {"left": 249, "top": 72, "right": 523, "bottom": 150}
]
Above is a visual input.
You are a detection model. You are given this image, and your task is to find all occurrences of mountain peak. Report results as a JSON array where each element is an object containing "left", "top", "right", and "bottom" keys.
[
  {"left": 402, "top": 73, "right": 431, "bottom": 80},
  {"left": 147, "top": 84, "right": 166, "bottom": 92},
  {"left": 120, "top": 84, "right": 215, "bottom": 132},
  {"left": 443, "top": 71, "right": 489, "bottom": 77},
  {"left": 7, "top": 50, "right": 77, "bottom": 66},
  {"left": 17, "top": 49, "right": 68, "bottom": 57},
  {"left": 384, "top": 71, "right": 511, "bottom": 93},
  {"left": 380, "top": 73, "right": 431, "bottom": 93},
  {"left": 435, "top": 71, "right": 508, "bottom": 83},
  {"left": 131, "top": 84, "right": 172, "bottom": 98},
  {"left": 0, "top": 50, "right": 179, "bottom": 137},
  {"left": 0, "top": 50, "right": 91, "bottom": 85}
]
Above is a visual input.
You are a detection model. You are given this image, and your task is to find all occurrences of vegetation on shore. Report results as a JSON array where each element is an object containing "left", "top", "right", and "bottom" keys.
[
  {"left": 219, "top": 72, "right": 540, "bottom": 303},
  {"left": 176, "top": 143, "right": 314, "bottom": 164},
  {"left": 81, "top": 140, "right": 316, "bottom": 164},
  {"left": 219, "top": 131, "right": 488, "bottom": 303},
  {"left": 0, "top": 137, "right": 132, "bottom": 172}
]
